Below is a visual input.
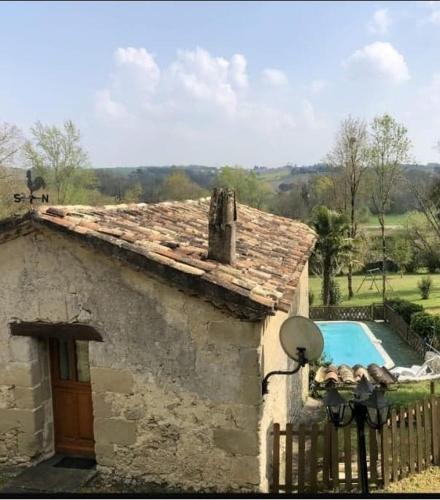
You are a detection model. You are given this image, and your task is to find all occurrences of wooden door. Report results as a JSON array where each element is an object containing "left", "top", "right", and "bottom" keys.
[{"left": 49, "top": 338, "right": 95, "bottom": 457}]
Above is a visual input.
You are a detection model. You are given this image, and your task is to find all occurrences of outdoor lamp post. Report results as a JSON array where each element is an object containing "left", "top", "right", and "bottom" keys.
[{"left": 323, "top": 377, "right": 391, "bottom": 494}]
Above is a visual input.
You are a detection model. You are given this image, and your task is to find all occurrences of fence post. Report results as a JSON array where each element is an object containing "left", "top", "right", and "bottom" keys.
[
  {"left": 343, "top": 425, "right": 352, "bottom": 492},
  {"left": 310, "top": 424, "right": 319, "bottom": 492},
  {"left": 423, "top": 399, "right": 431, "bottom": 467},
  {"left": 331, "top": 426, "right": 339, "bottom": 491},
  {"left": 271, "top": 423, "right": 280, "bottom": 493},
  {"left": 416, "top": 403, "right": 424, "bottom": 472},
  {"left": 390, "top": 409, "right": 398, "bottom": 482},
  {"left": 381, "top": 422, "right": 390, "bottom": 488},
  {"left": 431, "top": 396, "right": 439, "bottom": 465},
  {"left": 408, "top": 404, "right": 415, "bottom": 474},
  {"left": 399, "top": 407, "right": 407, "bottom": 479},
  {"left": 298, "top": 423, "right": 306, "bottom": 493},
  {"left": 285, "top": 423, "right": 293, "bottom": 494},
  {"left": 323, "top": 422, "right": 331, "bottom": 490}
]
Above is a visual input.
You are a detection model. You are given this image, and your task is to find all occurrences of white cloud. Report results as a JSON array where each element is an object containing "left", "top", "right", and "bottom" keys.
[
  {"left": 95, "top": 89, "right": 129, "bottom": 120},
  {"left": 114, "top": 47, "right": 160, "bottom": 94},
  {"left": 262, "top": 68, "right": 288, "bottom": 86},
  {"left": 168, "top": 47, "right": 246, "bottom": 114},
  {"left": 343, "top": 42, "right": 410, "bottom": 84},
  {"left": 93, "top": 46, "right": 331, "bottom": 166},
  {"left": 368, "top": 9, "right": 391, "bottom": 34},
  {"left": 230, "top": 54, "right": 248, "bottom": 88}
]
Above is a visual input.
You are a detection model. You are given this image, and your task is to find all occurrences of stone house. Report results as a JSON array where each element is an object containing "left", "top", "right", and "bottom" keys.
[{"left": 0, "top": 190, "right": 317, "bottom": 492}]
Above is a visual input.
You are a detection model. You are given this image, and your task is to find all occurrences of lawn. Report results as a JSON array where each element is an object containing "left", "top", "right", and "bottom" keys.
[
  {"left": 359, "top": 213, "right": 413, "bottom": 228},
  {"left": 310, "top": 273, "right": 440, "bottom": 315},
  {"left": 381, "top": 467, "right": 440, "bottom": 493}
]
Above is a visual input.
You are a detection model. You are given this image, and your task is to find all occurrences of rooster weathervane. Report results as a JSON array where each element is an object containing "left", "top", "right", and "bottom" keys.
[{"left": 14, "top": 170, "right": 49, "bottom": 205}]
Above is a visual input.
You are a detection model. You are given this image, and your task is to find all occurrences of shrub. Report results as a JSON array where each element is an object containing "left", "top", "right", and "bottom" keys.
[
  {"left": 386, "top": 298, "right": 424, "bottom": 324},
  {"left": 418, "top": 276, "right": 433, "bottom": 300},
  {"left": 309, "top": 290, "right": 315, "bottom": 307},
  {"left": 410, "top": 311, "right": 440, "bottom": 340}
]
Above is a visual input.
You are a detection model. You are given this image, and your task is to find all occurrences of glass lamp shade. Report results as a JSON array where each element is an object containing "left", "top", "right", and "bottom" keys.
[
  {"left": 323, "top": 387, "right": 347, "bottom": 426},
  {"left": 364, "top": 388, "right": 391, "bottom": 428}
]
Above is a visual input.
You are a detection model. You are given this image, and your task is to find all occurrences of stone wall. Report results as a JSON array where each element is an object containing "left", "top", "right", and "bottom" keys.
[{"left": 0, "top": 229, "right": 262, "bottom": 491}]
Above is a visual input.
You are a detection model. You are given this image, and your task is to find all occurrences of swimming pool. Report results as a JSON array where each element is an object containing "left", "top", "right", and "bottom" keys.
[{"left": 316, "top": 321, "right": 394, "bottom": 368}]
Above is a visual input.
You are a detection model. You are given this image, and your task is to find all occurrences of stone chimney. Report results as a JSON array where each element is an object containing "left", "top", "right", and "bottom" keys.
[{"left": 208, "top": 188, "right": 237, "bottom": 265}]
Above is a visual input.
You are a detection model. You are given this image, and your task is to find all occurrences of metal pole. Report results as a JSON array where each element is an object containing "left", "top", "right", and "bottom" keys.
[{"left": 354, "top": 403, "right": 369, "bottom": 495}]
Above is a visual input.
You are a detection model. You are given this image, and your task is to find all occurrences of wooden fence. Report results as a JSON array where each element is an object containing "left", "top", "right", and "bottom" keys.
[
  {"left": 270, "top": 396, "right": 440, "bottom": 493},
  {"left": 310, "top": 303, "right": 384, "bottom": 322},
  {"left": 383, "top": 304, "right": 429, "bottom": 357}
]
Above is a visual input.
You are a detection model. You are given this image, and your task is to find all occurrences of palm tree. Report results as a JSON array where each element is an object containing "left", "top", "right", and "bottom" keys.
[{"left": 311, "top": 206, "right": 350, "bottom": 306}]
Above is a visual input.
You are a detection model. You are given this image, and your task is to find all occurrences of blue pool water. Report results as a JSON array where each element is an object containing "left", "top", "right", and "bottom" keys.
[{"left": 316, "top": 321, "right": 387, "bottom": 366}]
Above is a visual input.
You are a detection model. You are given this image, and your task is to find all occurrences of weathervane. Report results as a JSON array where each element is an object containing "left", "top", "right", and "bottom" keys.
[{"left": 14, "top": 170, "right": 49, "bottom": 205}]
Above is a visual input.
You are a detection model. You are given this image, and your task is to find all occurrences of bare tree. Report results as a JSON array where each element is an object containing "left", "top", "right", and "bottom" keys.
[
  {"left": 369, "top": 114, "right": 411, "bottom": 301},
  {"left": 0, "top": 122, "right": 25, "bottom": 217},
  {"left": 0, "top": 122, "right": 23, "bottom": 168},
  {"left": 327, "top": 116, "right": 369, "bottom": 299}
]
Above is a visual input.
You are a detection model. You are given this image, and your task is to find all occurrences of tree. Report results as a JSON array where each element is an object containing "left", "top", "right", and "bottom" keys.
[
  {"left": 24, "top": 120, "right": 90, "bottom": 204},
  {"left": 311, "top": 206, "right": 349, "bottom": 305},
  {"left": 0, "top": 122, "right": 25, "bottom": 217},
  {"left": 216, "top": 166, "right": 273, "bottom": 209},
  {"left": 0, "top": 122, "right": 23, "bottom": 168},
  {"left": 123, "top": 182, "right": 143, "bottom": 203},
  {"left": 407, "top": 145, "right": 440, "bottom": 244},
  {"left": 327, "top": 117, "right": 369, "bottom": 299},
  {"left": 159, "top": 171, "right": 207, "bottom": 201},
  {"left": 406, "top": 211, "right": 440, "bottom": 273},
  {"left": 369, "top": 114, "right": 411, "bottom": 301},
  {"left": 387, "top": 234, "right": 412, "bottom": 277}
]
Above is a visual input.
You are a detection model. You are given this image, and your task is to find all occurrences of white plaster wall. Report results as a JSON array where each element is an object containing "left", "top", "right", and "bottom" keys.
[{"left": 258, "top": 263, "right": 310, "bottom": 491}]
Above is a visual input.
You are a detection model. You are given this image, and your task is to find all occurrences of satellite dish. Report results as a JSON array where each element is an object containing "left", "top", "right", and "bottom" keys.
[{"left": 279, "top": 315, "right": 324, "bottom": 362}]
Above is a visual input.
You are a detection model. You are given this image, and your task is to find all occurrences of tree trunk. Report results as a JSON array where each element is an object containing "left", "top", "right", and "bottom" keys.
[
  {"left": 323, "top": 256, "right": 332, "bottom": 306},
  {"left": 348, "top": 191, "right": 356, "bottom": 300},
  {"left": 380, "top": 214, "right": 386, "bottom": 302},
  {"left": 348, "top": 262, "right": 353, "bottom": 300}
]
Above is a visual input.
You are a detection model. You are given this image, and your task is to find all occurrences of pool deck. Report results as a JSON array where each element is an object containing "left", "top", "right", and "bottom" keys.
[{"left": 365, "top": 321, "right": 423, "bottom": 367}]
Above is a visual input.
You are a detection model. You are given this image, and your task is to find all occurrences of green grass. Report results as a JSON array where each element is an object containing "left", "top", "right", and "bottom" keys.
[
  {"left": 360, "top": 213, "right": 413, "bottom": 228},
  {"left": 385, "top": 381, "right": 437, "bottom": 407},
  {"left": 310, "top": 273, "right": 440, "bottom": 315},
  {"left": 382, "top": 467, "right": 440, "bottom": 493}
]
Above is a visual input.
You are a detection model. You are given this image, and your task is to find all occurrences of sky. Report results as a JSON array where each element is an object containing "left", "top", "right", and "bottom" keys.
[{"left": 1, "top": 1, "right": 440, "bottom": 168}]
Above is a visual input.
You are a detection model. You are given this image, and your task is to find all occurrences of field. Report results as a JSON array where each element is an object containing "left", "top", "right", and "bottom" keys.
[
  {"left": 309, "top": 273, "right": 440, "bottom": 315},
  {"left": 360, "top": 212, "right": 412, "bottom": 228}
]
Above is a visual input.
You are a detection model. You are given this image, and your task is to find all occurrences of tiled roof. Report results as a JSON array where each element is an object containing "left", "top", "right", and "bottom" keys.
[
  {"left": 313, "top": 364, "right": 397, "bottom": 388},
  {"left": 3, "top": 199, "right": 317, "bottom": 320}
]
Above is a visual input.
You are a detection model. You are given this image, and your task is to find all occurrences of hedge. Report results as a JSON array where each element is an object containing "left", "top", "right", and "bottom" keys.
[
  {"left": 410, "top": 311, "right": 440, "bottom": 341},
  {"left": 386, "top": 298, "right": 424, "bottom": 324}
]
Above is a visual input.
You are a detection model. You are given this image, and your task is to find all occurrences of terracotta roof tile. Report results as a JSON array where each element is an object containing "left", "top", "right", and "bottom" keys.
[{"left": 24, "top": 198, "right": 317, "bottom": 319}]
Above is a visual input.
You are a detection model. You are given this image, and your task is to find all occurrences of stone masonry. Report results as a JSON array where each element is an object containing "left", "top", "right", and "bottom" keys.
[{"left": 0, "top": 227, "right": 309, "bottom": 492}]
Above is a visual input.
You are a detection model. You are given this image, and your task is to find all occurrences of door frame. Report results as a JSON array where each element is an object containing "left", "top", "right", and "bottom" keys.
[{"left": 9, "top": 321, "right": 103, "bottom": 458}]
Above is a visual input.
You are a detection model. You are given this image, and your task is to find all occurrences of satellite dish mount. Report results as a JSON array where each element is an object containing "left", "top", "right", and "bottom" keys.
[{"left": 262, "top": 315, "right": 324, "bottom": 396}]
